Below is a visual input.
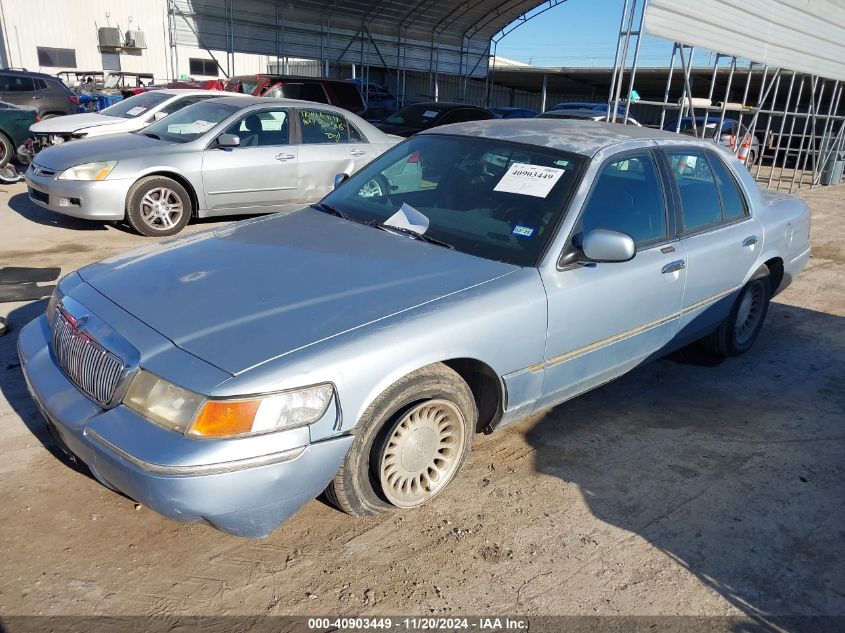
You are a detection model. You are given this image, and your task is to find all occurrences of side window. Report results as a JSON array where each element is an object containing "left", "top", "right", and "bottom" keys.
[
  {"left": 707, "top": 152, "right": 748, "bottom": 221},
  {"left": 158, "top": 96, "right": 207, "bottom": 117},
  {"left": 298, "top": 110, "right": 348, "bottom": 144},
  {"left": 223, "top": 109, "right": 290, "bottom": 147},
  {"left": 666, "top": 150, "right": 723, "bottom": 231},
  {"left": 580, "top": 152, "right": 668, "bottom": 245},
  {"left": 5, "top": 75, "right": 35, "bottom": 92},
  {"left": 348, "top": 123, "right": 365, "bottom": 142}
]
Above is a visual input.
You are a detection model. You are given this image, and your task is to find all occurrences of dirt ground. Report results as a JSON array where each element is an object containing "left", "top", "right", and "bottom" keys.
[{"left": 0, "top": 181, "right": 843, "bottom": 624}]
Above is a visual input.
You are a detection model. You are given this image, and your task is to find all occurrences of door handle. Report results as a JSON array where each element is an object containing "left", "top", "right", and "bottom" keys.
[
  {"left": 661, "top": 259, "right": 686, "bottom": 274},
  {"left": 275, "top": 153, "right": 295, "bottom": 161},
  {"left": 742, "top": 235, "right": 758, "bottom": 247},
  {"left": 349, "top": 149, "right": 366, "bottom": 156}
]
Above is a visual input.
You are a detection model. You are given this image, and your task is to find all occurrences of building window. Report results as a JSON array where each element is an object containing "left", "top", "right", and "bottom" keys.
[
  {"left": 101, "top": 52, "right": 121, "bottom": 71},
  {"left": 37, "top": 46, "right": 76, "bottom": 68},
  {"left": 189, "top": 58, "right": 218, "bottom": 77}
]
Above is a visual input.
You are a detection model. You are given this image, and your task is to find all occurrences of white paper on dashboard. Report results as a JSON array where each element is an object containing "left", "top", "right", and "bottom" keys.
[
  {"left": 126, "top": 106, "right": 147, "bottom": 116},
  {"left": 383, "top": 203, "right": 430, "bottom": 235},
  {"left": 175, "top": 120, "right": 215, "bottom": 134},
  {"left": 493, "top": 163, "right": 565, "bottom": 198},
  {"left": 422, "top": 110, "right": 438, "bottom": 118}
]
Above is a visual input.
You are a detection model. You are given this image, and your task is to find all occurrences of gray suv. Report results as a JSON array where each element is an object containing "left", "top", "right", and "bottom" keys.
[{"left": 0, "top": 69, "right": 78, "bottom": 119}]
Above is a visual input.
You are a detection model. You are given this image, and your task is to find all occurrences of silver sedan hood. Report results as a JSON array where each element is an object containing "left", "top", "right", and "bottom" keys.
[
  {"left": 32, "top": 132, "right": 168, "bottom": 170},
  {"left": 79, "top": 209, "right": 518, "bottom": 375}
]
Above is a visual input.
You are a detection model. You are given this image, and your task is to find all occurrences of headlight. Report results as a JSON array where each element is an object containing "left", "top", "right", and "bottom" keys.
[
  {"left": 46, "top": 285, "right": 65, "bottom": 323},
  {"left": 58, "top": 160, "right": 117, "bottom": 181},
  {"left": 123, "top": 370, "right": 334, "bottom": 438}
]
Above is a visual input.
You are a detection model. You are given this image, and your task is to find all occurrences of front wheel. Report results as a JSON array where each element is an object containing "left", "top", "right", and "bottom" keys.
[
  {"left": 125, "top": 176, "right": 192, "bottom": 237},
  {"left": 0, "top": 133, "right": 13, "bottom": 169},
  {"left": 700, "top": 270, "right": 770, "bottom": 356},
  {"left": 325, "top": 363, "right": 476, "bottom": 517}
]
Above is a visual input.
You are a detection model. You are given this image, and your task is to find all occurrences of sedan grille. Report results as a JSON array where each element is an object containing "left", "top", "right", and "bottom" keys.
[{"left": 52, "top": 311, "right": 125, "bottom": 406}]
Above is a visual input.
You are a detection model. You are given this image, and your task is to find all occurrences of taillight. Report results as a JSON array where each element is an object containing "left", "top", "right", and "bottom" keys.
[
  {"left": 407, "top": 151, "right": 420, "bottom": 164},
  {"left": 34, "top": 115, "right": 41, "bottom": 123},
  {"left": 69, "top": 95, "right": 79, "bottom": 104}
]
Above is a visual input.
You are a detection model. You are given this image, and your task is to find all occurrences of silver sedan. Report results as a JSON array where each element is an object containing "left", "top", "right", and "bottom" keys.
[{"left": 24, "top": 96, "right": 401, "bottom": 236}]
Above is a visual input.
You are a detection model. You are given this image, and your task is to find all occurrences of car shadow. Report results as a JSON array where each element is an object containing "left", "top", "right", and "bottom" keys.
[
  {"left": 523, "top": 301, "right": 845, "bottom": 624},
  {"left": 7, "top": 192, "right": 117, "bottom": 232}
]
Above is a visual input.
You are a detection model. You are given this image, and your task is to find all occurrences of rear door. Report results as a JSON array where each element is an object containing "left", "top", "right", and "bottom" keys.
[
  {"left": 201, "top": 107, "right": 301, "bottom": 214},
  {"left": 296, "top": 108, "right": 378, "bottom": 202},
  {"left": 662, "top": 147, "right": 763, "bottom": 341}
]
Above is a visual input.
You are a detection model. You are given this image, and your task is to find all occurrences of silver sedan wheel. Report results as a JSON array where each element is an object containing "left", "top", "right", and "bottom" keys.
[
  {"left": 359, "top": 178, "right": 384, "bottom": 198},
  {"left": 139, "top": 187, "right": 184, "bottom": 231},
  {"left": 734, "top": 283, "right": 764, "bottom": 346},
  {"left": 378, "top": 399, "right": 466, "bottom": 508}
]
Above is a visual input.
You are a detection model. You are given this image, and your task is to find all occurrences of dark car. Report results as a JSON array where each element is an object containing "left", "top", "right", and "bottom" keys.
[
  {"left": 224, "top": 74, "right": 365, "bottom": 116},
  {"left": 490, "top": 106, "right": 537, "bottom": 119},
  {"left": 0, "top": 101, "right": 37, "bottom": 167},
  {"left": 347, "top": 78, "right": 398, "bottom": 120},
  {"left": 0, "top": 69, "right": 78, "bottom": 118},
  {"left": 538, "top": 108, "right": 642, "bottom": 126},
  {"left": 375, "top": 102, "right": 496, "bottom": 137}
]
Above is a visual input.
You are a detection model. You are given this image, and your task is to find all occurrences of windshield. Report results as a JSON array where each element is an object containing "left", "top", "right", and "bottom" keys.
[
  {"left": 140, "top": 100, "right": 241, "bottom": 143},
  {"left": 104, "top": 74, "right": 122, "bottom": 89},
  {"left": 320, "top": 135, "right": 584, "bottom": 267},
  {"left": 383, "top": 105, "right": 447, "bottom": 128},
  {"left": 101, "top": 92, "right": 171, "bottom": 119},
  {"left": 678, "top": 119, "right": 731, "bottom": 138}
]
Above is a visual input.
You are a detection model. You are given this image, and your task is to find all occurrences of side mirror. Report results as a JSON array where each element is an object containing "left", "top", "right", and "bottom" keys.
[
  {"left": 153, "top": 111, "right": 168, "bottom": 122},
  {"left": 581, "top": 228, "right": 636, "bottom": 263},
  {"left": 216, "top": 133, "right": 240, "bottom": 149},
  {"left": 333, "top": 173, "right": 349, "bottom": 189}
]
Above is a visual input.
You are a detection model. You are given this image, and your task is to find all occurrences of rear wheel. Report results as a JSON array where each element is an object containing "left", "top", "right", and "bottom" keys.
[
  {"left": 0, "top": 132, "right": 13, "bottom": 169},
  {"left": 126, "top": 176, "right": 192, "bottom": 237},
  {"left": 700, "top": 268, "right": 770, "bottom": 356},
  {"left": 326, "top": 363, "right": 476, "bottom": 517}
]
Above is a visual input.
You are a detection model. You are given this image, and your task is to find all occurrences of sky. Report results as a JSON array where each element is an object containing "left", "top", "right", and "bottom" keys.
[{"left": 495, "top": 0, "right": 677, "bottom": 68}]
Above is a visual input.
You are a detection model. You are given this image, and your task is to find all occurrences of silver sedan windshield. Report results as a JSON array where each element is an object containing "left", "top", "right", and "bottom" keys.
[
  {"left": 320, "top": 134, "right": 585, "bottom": 267},
  {"left": 140, "top": 100, "right": 241, "bottom": 143}
]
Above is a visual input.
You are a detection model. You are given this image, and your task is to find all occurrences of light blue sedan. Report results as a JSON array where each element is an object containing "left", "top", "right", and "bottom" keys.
[{"left": 18, "top": 120, "right": 811, "bottom": 537}]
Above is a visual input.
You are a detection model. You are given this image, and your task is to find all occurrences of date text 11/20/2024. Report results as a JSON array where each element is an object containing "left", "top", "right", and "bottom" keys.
[{"left": 306, "top": 617, "right": 528, "bottom": 630}]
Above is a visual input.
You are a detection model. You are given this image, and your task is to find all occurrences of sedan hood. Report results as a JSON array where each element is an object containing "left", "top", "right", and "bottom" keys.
[
  {"left": 79, "top": 209, "right": 517, "bottom": 375},
  {"left": 31, "top": 113, "right": 124, "bottom": 134},
  {"left": 32, "top": 132, "right": 166, "bottom": 171}
]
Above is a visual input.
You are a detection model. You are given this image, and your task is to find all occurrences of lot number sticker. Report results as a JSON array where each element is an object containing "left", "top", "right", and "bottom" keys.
[
  {"left": 494, "top": 163, "right": 565, "bottom": 198},
  {"left": 126, "top": 106, "right": 148, "bottom": 116}
]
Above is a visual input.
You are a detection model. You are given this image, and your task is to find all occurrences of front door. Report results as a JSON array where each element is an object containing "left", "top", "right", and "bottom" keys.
[
  {"left": 537, "top": 149, "right": 687, "bottom": 408},
  {"left": 201, "top": 108, "right": 301, "bottom": 214},
  {"left": 296, "top": 108, "right": 380, "bottom": 203}
]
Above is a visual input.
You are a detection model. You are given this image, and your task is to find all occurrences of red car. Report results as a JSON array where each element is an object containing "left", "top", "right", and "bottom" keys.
[{"left": 224, "top": 74, "right": 365, "bottom": 116}]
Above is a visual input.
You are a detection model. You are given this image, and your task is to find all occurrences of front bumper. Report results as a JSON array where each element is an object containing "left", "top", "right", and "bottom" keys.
[
  {"left": 17, "top": 314, "right": 353, "bottom": 537},
  {"left": 24, "top": 166, "right": 130, "bottom": 221}
]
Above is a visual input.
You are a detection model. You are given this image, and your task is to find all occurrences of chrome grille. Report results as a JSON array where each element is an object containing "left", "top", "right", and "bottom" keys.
[{"left": 52, "top": 311, "right": 125, "bottom": 406}]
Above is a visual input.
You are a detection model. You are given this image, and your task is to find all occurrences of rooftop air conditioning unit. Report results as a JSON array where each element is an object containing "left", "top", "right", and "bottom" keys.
[
  {"left": 125, "top": 30, "right": 147, "bottom": 49},
  {"left": 98, "top": 27, "right": 122, "bottom": 49}
]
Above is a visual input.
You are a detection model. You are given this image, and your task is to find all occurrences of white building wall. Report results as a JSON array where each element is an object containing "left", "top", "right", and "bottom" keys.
[{"left": 0, "top": 0, "right": 274, "bottom": 82}]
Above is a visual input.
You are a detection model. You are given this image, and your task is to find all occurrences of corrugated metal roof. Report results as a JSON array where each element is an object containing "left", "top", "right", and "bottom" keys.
[{"left": 645, "top": 0, "right": 845, "bottom": 82}]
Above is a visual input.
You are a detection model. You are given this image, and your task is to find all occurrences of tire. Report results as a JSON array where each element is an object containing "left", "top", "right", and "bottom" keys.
[
  {"left": 326, "top": 363, "right": 477, "bottom": 517},
  {"left": 0, "top": 132, "right": 13, "bottom": 169},
  {"left": 125, "top": 176, "right": 193, "bottom": 237},
  {"left": 700, "top": 267, "right": 771, "bottom": 356},
  {"left": 358, "top": 173, "right": 390, "bottom": 198}
]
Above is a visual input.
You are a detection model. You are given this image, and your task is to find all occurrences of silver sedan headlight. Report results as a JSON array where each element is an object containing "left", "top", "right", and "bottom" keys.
[
  {"left": 58, "top": 161, "right": 118, "bottom": 181},
  {"left": 46, "top": 285, "right": 65, "bottom": 323},
  {"left": 123, "top": 370, "right": 334, "bottom": 438}
]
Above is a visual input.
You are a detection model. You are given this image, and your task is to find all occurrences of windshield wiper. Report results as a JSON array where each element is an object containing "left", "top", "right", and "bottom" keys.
[
  {"left": 311, "top": 202, "right": 352, "bottom": 221},
  {"left": 377, "top": 224, "right": 454, "bottom": 249},
  {"left": 141, "top": 132, "right": 161, "bottom": 140}
]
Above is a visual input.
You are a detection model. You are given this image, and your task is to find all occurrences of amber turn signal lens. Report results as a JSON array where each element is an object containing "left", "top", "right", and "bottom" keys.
[{"left": 190, "top": 400, "right": 260, "bottom": 437}]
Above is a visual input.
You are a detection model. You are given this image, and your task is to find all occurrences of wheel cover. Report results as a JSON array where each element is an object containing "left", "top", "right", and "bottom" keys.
[
  {"left": 734, "top": 283, "right": 764, "bottom": 345},
  {"left": 139, "top": 187, "right": 184, "bottom": 230},
  {"left": 359, "top": 179, "right": 383, "bottom": 198},
  {"left": 378, "top": 399, "right": 466, "bottom": 508}
]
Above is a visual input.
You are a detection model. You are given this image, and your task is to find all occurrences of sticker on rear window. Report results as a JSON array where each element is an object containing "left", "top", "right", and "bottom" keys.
[
  {"left": 512, "top": 225, "right": 535, "bottom": 238},
  {"left": 494, "top": 163, "right": 565, "bottom": 198}
]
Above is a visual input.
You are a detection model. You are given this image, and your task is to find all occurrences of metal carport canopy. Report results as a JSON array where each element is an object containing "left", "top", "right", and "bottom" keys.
[
  {"left": 644, "top": 0, "right": 845, "bottom": 82},
  {"left": 171, "top": 0, "right": 559, "bottom": 77}
]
